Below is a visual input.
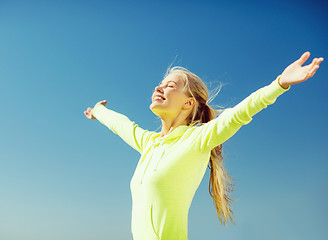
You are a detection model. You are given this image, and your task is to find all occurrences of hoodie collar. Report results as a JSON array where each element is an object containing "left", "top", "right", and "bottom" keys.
[{"left": 154, "top": 125, "right": 190, "bottom": 143}]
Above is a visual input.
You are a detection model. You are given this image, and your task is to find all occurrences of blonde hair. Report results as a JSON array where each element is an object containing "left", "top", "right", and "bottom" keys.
[{"left": 165, "top": 66, "right": 234, "bottom": 225}]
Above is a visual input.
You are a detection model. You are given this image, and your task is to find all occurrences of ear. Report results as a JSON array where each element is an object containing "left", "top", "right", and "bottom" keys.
[{"left": 183, "top": 97, "right": 196, "bottom": 110}]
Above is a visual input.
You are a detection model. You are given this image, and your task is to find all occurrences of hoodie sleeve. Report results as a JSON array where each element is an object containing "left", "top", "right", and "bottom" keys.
[
  {"left": 91, "top": 104, "right": 153, "bottom": 154},
  {"left": 192, "top": 75, "right": 290, "bottom": 151}
]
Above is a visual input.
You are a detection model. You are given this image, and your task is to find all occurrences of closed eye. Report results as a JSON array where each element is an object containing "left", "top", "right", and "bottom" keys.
[{"left": 156, "top": 81, "right": 177, "bottom": 90}]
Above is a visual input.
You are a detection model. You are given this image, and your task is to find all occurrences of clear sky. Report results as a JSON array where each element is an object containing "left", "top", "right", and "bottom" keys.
[{"left": 1, "top": 0, "right": 327, "bottom": 239}]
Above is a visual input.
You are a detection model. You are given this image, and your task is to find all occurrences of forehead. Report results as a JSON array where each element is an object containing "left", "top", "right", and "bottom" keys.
[{"left": 160, "top": 73, "right": 186, "bottom": 86}]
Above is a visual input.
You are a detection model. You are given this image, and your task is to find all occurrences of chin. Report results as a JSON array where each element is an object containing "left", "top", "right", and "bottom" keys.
[
  {"left": 150, "top": 101, "right": 162, "bottom": 110},
  {"left": 150, "top": 104, "right": 159, "bottom": 114},
  {"left": 150, "top": 104, "right": 165, "bottom": 117}
]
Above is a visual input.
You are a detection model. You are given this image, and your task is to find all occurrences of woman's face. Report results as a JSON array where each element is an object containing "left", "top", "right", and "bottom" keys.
[{"left": 150, "top": 73, "right": 194, "bottom": 119}]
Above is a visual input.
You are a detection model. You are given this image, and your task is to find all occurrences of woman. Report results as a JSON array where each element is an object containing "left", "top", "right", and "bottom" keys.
[{"left": 84, "top": 52, "right": 323, "bottom": 240}]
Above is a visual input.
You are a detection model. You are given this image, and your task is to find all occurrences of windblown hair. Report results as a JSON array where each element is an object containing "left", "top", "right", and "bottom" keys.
[{"left": 164, "top": 66, "right": 234, "bottom": 225}]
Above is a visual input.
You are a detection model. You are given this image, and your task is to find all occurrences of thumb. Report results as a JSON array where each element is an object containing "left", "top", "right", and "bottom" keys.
[
  {"left": 297, "top": 51, "right": 310, "bottom": 66},
  {"left": 100, "top": 100, "right": 107, "bottom": 106}
]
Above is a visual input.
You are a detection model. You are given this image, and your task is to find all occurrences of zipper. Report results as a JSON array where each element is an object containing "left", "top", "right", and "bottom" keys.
[
  {"left": 154, "top": 140, "right": 165, "bottom": 171},
  {"left": 140, "top": 145, "right": 154, "bottom": 184},
  {"left": 140, "top": 139, "right": 165, "bottom": 184}
]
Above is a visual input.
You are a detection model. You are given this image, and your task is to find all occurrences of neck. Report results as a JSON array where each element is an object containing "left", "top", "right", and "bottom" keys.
[{"left": 159, "top": 113, "right": 188, "bottom": 137}]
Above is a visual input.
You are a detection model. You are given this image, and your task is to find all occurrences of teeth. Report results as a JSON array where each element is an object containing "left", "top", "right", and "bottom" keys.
[{"left": 154, "top": 96, "right": 164, "bottom": 101}]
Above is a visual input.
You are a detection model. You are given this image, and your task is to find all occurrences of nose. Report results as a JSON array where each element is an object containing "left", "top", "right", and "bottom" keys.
[{"left": 155, "top": 85, "right": 163, "bottom": 93}]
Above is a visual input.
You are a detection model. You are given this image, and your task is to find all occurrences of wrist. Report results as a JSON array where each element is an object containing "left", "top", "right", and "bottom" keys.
[
  {"left": 91, "top": 104, "right": 104, "bottom": 118},
  {"left": 278, "top": 77, "right": 290, "bottom": 89}
]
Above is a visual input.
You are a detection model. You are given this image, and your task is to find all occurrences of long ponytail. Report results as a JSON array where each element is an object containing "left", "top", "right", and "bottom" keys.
[
  {"left": 202, "top": 103, "right": 234, "bottom": 225},
  {"left": 165, "top": 66, "right": 234, "bottom": 224}
]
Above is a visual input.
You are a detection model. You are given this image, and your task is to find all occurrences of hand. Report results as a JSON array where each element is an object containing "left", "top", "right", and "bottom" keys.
[
  {"left": 84, "top": 100, "right": 107, "bottom": 119},
  {"left": 279, "top": 52, "right": 324, "bottom": 89}
]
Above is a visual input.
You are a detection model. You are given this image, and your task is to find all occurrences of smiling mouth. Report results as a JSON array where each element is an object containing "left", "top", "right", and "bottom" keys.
[{"left": 153, "top": 95, "right": 166, "bottom": 101}]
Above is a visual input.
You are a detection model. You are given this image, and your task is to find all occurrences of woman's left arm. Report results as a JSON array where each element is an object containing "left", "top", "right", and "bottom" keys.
[{"left": 193, "top": 52, "right": 323, "bottom": 151}]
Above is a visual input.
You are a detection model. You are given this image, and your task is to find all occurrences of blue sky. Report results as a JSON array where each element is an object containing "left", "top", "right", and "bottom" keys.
[{"left": 0, "top": 0, "right": 327, "bottom": 239}]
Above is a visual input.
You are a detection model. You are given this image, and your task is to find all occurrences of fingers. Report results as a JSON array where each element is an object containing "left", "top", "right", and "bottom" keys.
[
  {"left": 317, "top": 57, "right": 324, "bottom": 65},
  {"left": 310, "top": 57, "right": 324, "bottom": 71},
  {"left": 308, "top": 65, "right": 319, "bottom": 79},
  {"left": 84, "top": 110, "right": 90, "bottom": 119},
  {"left": 298, "top": 51, "right": 311, "bottom": 66},
  {"left": 84, "top": 107, "right": 94, "bottom": 119},
  {"left": 307, "top": 57, "right": 324, "bottom": 79},
  {"left": 84, "top": 110, "right": 91, "bottom": 118}
]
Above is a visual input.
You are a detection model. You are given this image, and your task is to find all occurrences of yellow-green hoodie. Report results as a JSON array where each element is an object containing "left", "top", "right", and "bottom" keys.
[{"left": 91, "top": 76, "right": 290, "bottom": 240}]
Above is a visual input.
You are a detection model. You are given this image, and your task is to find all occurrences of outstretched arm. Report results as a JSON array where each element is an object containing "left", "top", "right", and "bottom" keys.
[
  {"left": 84, "top": 100, "right": 153, "bottom": 154},
  {"left": 278, "top": 52, "right": 324, "bottom": 89},
  {"left": 194, "top": 52, "right": 324, "bottom": 151}
]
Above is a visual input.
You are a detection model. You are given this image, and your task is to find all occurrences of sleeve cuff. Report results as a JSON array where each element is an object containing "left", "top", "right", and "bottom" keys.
[
  {"left": 275, "top": 75, "right": 291, "bottom": 92},
  {"left": 91, "top": 103, "right": 106, "bottom": 119}
]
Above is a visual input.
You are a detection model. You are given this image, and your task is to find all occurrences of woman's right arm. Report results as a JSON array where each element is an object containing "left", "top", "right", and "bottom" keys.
[{"left": 84, "top": 100, "right": 153, "bottom": 154}]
